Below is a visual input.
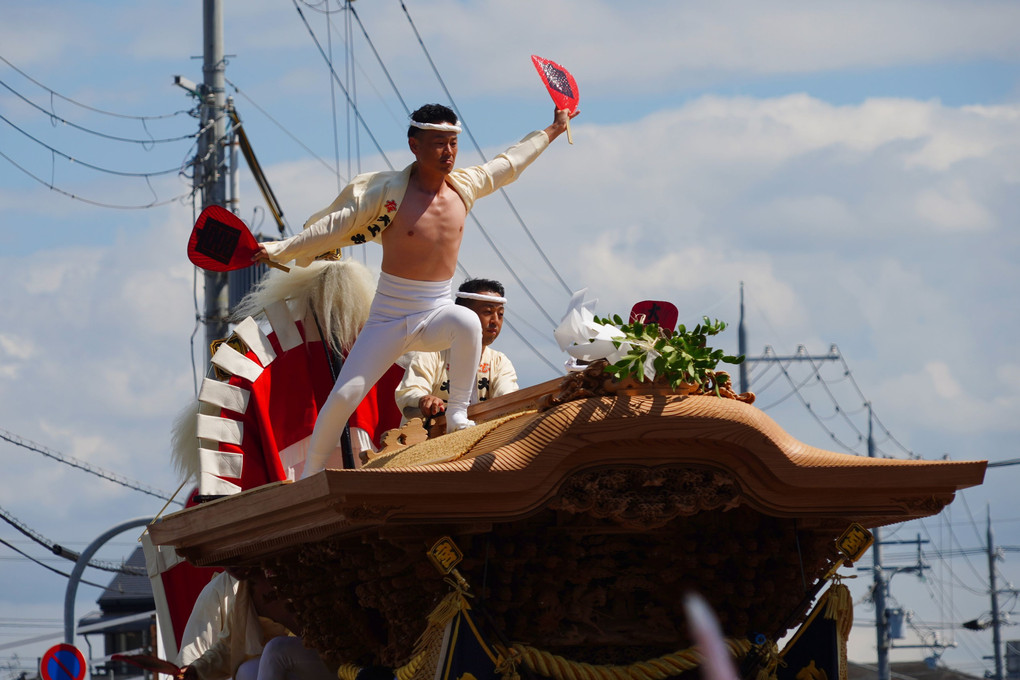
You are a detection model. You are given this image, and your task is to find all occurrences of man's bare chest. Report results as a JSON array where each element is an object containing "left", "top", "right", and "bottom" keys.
[{"left": 388, "top": 184, "right": 467, "bottom": 240}]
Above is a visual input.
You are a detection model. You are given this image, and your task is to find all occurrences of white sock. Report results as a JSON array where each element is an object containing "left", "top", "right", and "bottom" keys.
[{"left": 446, "top": 407, "right": 474, "bottom": 432}]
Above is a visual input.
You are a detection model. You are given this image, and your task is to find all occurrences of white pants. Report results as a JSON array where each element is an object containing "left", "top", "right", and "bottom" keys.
[
  {"left": 301, "top": 273, "right": 481, "bottom": 477},
  {"left": 233, "top": 637, "right": 333, "bottom": 680}
]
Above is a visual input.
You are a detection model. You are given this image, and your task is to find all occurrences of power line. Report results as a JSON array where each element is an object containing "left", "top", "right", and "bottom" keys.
[
  {"left": 756, "top": 351, "right": 827, "bottom": 410},
  {"left": 295, "top": 0, "right": 568, "bottom": 333},
  {"left": 772, "top": 355, "right": 864, "bottom": 454},
  {"left": 294, "top": 0, "right": 337, "bottom": 13},
  {"left": 454, "top": 262, "right": 559, "bottom": 373},
  {"left": 224, "top": 77, "right": 339, "bottom": 178},
  {"left": 398, "top": 0, "right": 574, "bottom": 299},
  {"left": 0, "top": 55, "right": 191, "bottom": 121},
  {"left": 292, "top": 0, "right": 395, "bottom": 170},
  {"left": 0, "top": 538, "right": 107, "bottom": 589},
  {"left": 0, "top": 113, "right": 186, "bottom": 178},
  {"left": 0, "top": 506, "right": 144, "bottom": 576},
  {"left": 987, "top": 458, "right": 1020, "bottom": 468},
  {"left": 347, "top": 4, "right": 409, "bottom": 115},
  {"left": 747, "top": 338, "right": 918, "bottom": 461},
  {"left": 0, "top": 147, "right": 194, "bottom": 210},
  {"left": 327, "top": 1, "right": 345, "bottom": 191},
  {"left": 803, "top": 350, "right": 868, "bottom": 442},
  {"left": 0, "top": 428, "right": 181, "bottom": 504},
  {"left": 0, "top": 78, "right": 197, "bottom": 145},
  {"left": 836, "top": 350, "right": 918, "bottom": 459}
]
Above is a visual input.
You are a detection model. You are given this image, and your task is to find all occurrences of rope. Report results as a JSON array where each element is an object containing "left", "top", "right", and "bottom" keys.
[
  {"left": 510, "top": 639, "right": 752, "bottom": 680},
  {"left": 336, "top": 638, "right": 755, "bottom": 680}
]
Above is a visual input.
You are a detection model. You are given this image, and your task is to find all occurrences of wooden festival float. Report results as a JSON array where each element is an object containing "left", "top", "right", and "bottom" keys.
[
  {"left": 148, "top": 354, "right": 985, "bottom": 679},
  {"left": 153, "top": 56, "right": 983, "bottom": 680}
]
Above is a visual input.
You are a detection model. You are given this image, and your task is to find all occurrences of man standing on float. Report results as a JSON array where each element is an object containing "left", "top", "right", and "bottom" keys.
[{"left": 255, "top": 104, "right": 577, "bottom": 478}]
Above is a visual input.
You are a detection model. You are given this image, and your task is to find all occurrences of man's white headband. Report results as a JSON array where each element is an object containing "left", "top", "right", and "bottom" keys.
[
  {"left": 409, "top": 118, "right": 462, "bottom": 133},
  {"left": 457, "top": 291, "right": 507, "bottom": 304}
]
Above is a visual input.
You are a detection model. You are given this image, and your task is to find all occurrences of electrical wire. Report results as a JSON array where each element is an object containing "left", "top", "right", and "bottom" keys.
[
  {"left": 224, "top": 77, "right": 340, "bottom": 178},
  {"left": 0, "top": 538, "right": 107, "bottom": 589},
  {"left": 347, "top": 4, "right": 409, "bottom": 115},
  {"left": 0, "top": 507, "right": 145, "bottom": 576},
  {"left": 0, "top": 428, "right": 181, "bottom": 504},
  {"left": 346, "top": 3, "right": 568, "bottom": 329},
  {"left": 327, "top": 1, "right": 344, "bottom": 193},
  {"left": 0, "top": 79, "right": 197, "bottom": 145},
  {"left": 293, "top": 0, "right": 394, "bottom": 170},
  {"left": 297, "top": 0, "right": 566, "bottom": 332},
  {"left": 803, "top": 351, "right": 868, "bottom": 441},
  {"left": 756, "top": 354, "right": 825, "bottom": 411},
  {"left": 0, "top": 147, "right": 193, "bottom": 210},
  {"left": 746, "top": 365, "right": 786, "bottom": 396},
  {"left": 398, "top": 0, "right": 574, "bottom": 299},
  {"left": 772, "top": 358, "right": 864, "bottom": 454},
  {"left": 453, "top": 263, "right": 560, "bottom": 373},
  {"left": 0, "top": 55, "right": 192, "bottom": 121},
  {"left": 1, "top": 113, "right": 185, "bottom": 178},
  {"left": 345, "top": 2, "right": 361, "bottom": 178},
  {"left": 294, "top": 0, "right": 338, "bottom": 13},
  {"left": 836, "top": 348, "right": 918, "bottom": 458}
]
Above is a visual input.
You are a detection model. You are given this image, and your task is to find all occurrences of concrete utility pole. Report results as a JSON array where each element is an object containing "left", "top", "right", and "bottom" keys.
[
  {"left": 735, "top": 283, "right": 840, "bottom": 394},
  {"left": 200, "top": 0, "right": 228, "bottom": 364},
  {"left": 737, "top": 282, "right": 748, "bottom": 393},
  {"left": 868, "top": 404, "right": 891, "bottom": 680},
  {"left": 989, "top": 509, "right": 1005, "bottom": 680}
]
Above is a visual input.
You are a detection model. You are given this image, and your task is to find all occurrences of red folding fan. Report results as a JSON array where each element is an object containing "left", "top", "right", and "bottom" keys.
[
  {"left": 531, "top": 55, "right": 579, "bottom": 144},
  {"left": 187, "top": 205, "right": 289, "bottom": 273}
]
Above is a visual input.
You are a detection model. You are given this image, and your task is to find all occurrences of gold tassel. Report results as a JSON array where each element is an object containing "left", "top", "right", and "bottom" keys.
[
  {"left": 823, "top": 581, "right": 854, "bottom": 639},
  {"left": 494, "top": 645, "right": 522, "bottom": 680},
  {"left": 754, "top": 641, "right": 783, "bottom": 680},
  {"left": 408, "top": 581, "right": 470, "bottom": 680}
]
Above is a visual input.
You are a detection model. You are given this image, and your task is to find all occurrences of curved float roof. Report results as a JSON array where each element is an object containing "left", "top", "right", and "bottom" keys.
[{"left": 149, "top": 392, "right": 985, "bottom": 567}]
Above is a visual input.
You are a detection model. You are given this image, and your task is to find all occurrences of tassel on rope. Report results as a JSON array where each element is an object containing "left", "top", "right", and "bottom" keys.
[
  {"left": 408, "top": 578, "right": 471, "bottom": 680},
  {"left": 823, "top": 578, "right": 854, "bottom": 640},
  {"left": 494, "top": 645, "right": 523, "bottom": 680},
  {"left": 752, "top": 641, "right": 783, "bottom": 680}
]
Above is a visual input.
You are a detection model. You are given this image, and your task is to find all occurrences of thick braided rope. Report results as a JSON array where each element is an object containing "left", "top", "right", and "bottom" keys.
[
  {"left": 510, "top": 639, "right": 753, "bottom": 680},
  {"left": 336, "top": 638, "right": 755, "bottom": 680},
  {"left": 338, "top": 652, "right": 427, "bottom": 680}
]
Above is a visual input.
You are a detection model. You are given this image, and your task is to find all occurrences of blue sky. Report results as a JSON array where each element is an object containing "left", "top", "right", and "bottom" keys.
[{"left": 1, "top": 0, "right": 1019, "bottom": 676}]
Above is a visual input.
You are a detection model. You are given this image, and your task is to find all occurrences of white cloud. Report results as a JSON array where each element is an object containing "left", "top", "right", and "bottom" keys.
[
  {"left": 875, "top": 361, "right": 1020, "bottom": 434},
  {"left": 384, "top": 0, "right": 1020, "bottom": 96},
  {"left": 915, "top": 181, "right": 994, "bottom": 232},
  {"left": 925, "top": 361, "right": 964, "bottom": 399}
]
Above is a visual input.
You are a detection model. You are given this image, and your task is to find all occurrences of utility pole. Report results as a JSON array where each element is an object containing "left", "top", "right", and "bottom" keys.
[
  {"left": 200, "top": 0, "right": 228, "bottom": 364},
  {"left": 989, "top": 509, "right": 1005, "bottom": 680},
  {"left": 738, "top": 282, "right": 748, "bottom": 393},
  {"left": 869, "top": 404, "right": 891, "bottom": 680},
  {"left": 860, "top": 404, "right": 937, "bottom": 680},
  {"left": 735, "top": 283, "right": 839, "bottom": 393}
]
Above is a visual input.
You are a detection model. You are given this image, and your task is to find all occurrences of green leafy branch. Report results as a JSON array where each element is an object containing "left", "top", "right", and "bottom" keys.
[{"left": 592, "top": 314, "right": 745, "bottom": 392}]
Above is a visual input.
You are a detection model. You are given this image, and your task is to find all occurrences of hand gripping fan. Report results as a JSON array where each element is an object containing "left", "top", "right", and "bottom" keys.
[
  {"left": 531, "top": 54, "right": 578, "bottom": 144},
  {"left": 188, "top": 205, "right": 290, "bottom": 272}
]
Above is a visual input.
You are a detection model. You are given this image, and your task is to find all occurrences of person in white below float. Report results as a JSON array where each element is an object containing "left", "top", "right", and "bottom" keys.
[
  {"left": 254, "top": 103, "right": 577, "bottom": 478},
  {"left": 395, "top": 278, "right": 518, "bottom": 424}
]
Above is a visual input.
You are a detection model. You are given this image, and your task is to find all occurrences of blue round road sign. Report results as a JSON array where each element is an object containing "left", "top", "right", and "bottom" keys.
[{"left": 41, "top": 644, "right": 86, "bottom": 680}]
